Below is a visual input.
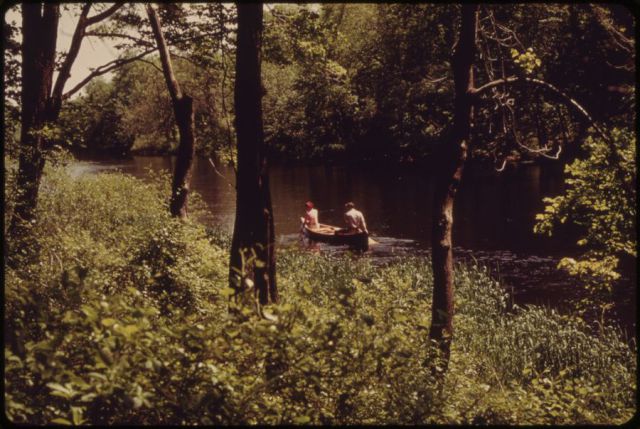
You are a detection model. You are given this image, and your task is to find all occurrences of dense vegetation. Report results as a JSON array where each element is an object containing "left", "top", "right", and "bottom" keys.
[
  {"left": 5, "top": 4, "right": 632, "bottom": 163},
  {"left": 3, "top": 3, "right": 636, "bottom": 426},
  {"left": 4, "top": 164, "right": 636, "bottom": 425},
  {"left": 535, "top": 129, "right": 636, "bottom": 324}
]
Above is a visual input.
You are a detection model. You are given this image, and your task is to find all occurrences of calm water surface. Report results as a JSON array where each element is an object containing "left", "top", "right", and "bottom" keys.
[{"left": 69, "top": 156, "right": 636, "bottom": 333}]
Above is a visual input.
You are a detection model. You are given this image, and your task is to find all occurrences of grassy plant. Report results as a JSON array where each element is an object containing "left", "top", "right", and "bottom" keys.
[{"left": 4, "top": 164, "right": 636, "bottom": 425}]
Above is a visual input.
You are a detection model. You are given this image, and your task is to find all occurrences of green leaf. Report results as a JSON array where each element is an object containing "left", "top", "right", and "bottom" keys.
[
  {"left": 219, "top": 287, "right": 236, "bottom": 297},
  {"left": 118, "top": 324, "right": 139, "bottom": 338},
  {"left": 71, "top": 406, "right": 84, "bottom": 425},
  {"left": 81, "top": 305, "right": 97, "bottom": 319},
  {"left": 46, "top": 382, "right": 72, "bottom": 395},
  {"left": 293, "top": 415, "right": 311, "bottom": 424},
  {"left": 262, "top": 308, "right": 279, "bottom": 322},
  {"left": 101, "top": 318, "right": 117, "bottom": 327},
  {"left": 88, "top": 372, "right": 107, "bottom": 381}
]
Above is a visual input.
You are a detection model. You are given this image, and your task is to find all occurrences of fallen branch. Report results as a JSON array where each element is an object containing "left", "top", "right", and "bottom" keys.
[{"left": 208, "top": 157, "right": 236, "bottom": 189}]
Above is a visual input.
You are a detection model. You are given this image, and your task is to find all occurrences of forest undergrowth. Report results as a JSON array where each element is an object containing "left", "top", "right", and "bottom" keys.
[{"left": 4, "top": 163, "right": 636, "bottom": 425}]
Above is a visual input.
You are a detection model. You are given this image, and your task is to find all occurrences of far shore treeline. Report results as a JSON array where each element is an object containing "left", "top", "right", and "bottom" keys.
[{"left": 4, "top": 4, "right": 633, "bottom": 164}]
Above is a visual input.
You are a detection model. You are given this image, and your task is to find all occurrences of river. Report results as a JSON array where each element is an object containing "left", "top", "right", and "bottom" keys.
[{"left": 68, "top": 156, "right": 636, "bottom": 335}]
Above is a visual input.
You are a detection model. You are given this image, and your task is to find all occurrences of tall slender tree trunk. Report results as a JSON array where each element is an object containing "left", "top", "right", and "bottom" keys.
[
  {"left": 230, "top": 2, "right": 277, "bottom": 305},
  {"left": 170, "top": 97, "right": 195, "bottom": 217},
  {"left": 7, "top": 4, "right": 59, "bottom": 266},
  {"left": 146, "top": 5, "right": 196, "bottom": 218},
  {"left": 428, "top": 4, "right": 478, "bottom": 367}
]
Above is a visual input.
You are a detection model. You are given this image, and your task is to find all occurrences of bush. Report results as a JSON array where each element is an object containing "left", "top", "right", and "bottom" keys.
[
  {"left": 534, "top": 128, "right": 636, "bottom": 320},
  {"left": 4, "top": 164, "right": 636, "bottom": 425}
]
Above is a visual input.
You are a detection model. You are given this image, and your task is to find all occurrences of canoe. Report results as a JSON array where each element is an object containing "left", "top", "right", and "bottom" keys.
[{"left": 302, "top": 223, "right": 369, "bottom": 249}]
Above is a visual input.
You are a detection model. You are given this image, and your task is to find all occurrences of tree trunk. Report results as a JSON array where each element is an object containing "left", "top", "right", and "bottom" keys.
[
  {"left": 170, "top": 96, "right": 195, "bottom": 218},
  {"left": 146, "top": 5, "right": 196, "bottom": 219},
  {"left": 230, "top": 2, "right": 278, "bottom": 305},
  {"left": 428, "top": 4, "right": 478, "bottom": 367},
  {"left": 7, "top": 4, "right": 59, "bottom": 265},
  {"left": 7, "top": 4, "right": 123, "bottom": 265}
]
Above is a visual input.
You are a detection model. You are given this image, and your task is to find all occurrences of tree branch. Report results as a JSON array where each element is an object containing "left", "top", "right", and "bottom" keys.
[
  {"left": 62, "top": 47, "right": 158, "bottom": 100},
  {"left": 85, "top": 3, "right": 123, "bottom": 27},
  {"left": 137, "top": 58, "right": 164, "bottom": 74},
  {"left": 59, "top": 26, "right": 223, "bottom": 102},
  {"left": 51, "top": 4, "right": 125, "bottom": 113},
  {"left": 208, "top": 157, "right": 235, "bottom": 189},
  {"left": 474, "top": 76, "right": 634, "bottom": 200},
  {"left": 146, "top": 4, "right": 182, "bottom": 103},
  {"left": 85, "top": 30, "right": 154, "bottom": 48},
  {"left": 50, "top": 4, "right": 92, "bottom": 110},
  {"left": 425, "top": 75, "right": 448, "bottom": 84},
  {"left": 471, "top": 76, "right": 607, "bottom": 140},
  {"left": 590, "top": 4, "right": 633, "bottom": 54}
]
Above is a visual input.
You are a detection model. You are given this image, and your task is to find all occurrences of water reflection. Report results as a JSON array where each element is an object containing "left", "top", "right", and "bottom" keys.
[{"left": 70, "top": 157, "right": 570, "bottom": 253}]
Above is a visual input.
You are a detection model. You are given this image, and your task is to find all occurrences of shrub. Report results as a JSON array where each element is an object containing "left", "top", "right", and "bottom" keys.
[{"left": 4, "top": 164, "right": 636, "bottom": 425}]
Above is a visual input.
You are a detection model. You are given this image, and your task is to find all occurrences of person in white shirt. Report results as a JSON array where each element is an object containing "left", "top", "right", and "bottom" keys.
[
  {"left": 301, "top": 201, "right": 319, "bottom": 229},
  {"left": 343, "top": 202, "right": 368, "bottom": 234}
]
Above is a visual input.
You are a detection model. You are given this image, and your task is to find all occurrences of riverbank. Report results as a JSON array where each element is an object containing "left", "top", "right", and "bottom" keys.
[
  {"left": 4, "top": 164, "right": 635, "bottom": 425},
  {"left": 62, "top": 154, "right": 636, "bottom": 332}
]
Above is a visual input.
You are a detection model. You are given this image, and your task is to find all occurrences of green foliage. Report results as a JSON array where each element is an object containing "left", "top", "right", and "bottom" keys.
[
  {"left": 49, "top": 4, "right": 633, "bottom": 164},
  {"left": 59, "top": 57, "right": 234, "bottom": 158},
  {"left": 340, "top": 4, "right": 455, "bottom": 161},
  {"left": 448, "top": 263, "right": 635, "bottom": 425},
  {"left": 510, "top": 48, "right": 542, "bottom": 74},
  {"left": 58, "top": 78, "right": 133, "bottom": 155},
  {"left": 535, "top": 128, "right": 636, "bottom": 317},
  {"left": 263, "top": 5, "right": 358, "bottom": 160},
  {"left": 4, "top": 165, "right": 635, "bottom": 425},
  {"left": 3, "top": 15, "right": 21, "bottom": 107},
  {"left": 4, "top": 156, "right": 19, "bottom": 230}
]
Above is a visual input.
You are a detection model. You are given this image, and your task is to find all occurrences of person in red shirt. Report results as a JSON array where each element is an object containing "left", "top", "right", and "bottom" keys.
[{"left": 301, "top": 201, "right": 319, "bottom": 229}]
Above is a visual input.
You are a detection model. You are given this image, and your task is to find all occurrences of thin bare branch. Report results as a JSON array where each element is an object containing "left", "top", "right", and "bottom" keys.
[
  {"left": 137, "top": 58, "right": 164, "bottom": 74},
  {"left": 471, "top": 76, "right": 607, "bottom": 139},
  {"left": 85, "top": 4, "right": 123, "bottom": 27},
  {"left": 494, "top": 22, "right": 526, "bottom": 51},
  {"left": 208, "top": 158, "right": 235, "bottom": 189},
  {"left": 62, "top": 47, "right": 158, "bottom": 100},
  {"left": 590, "top": 4, "right": 634, "bottom": 53},
  {"left": 51, "top": 4, "right": 92, "bottom": 108},
  {"left": 425, "top": 75, "right": 448, "bottom": 84},
  {"left": 86, "top": 30, "right": 154, "bottom": 47}
]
